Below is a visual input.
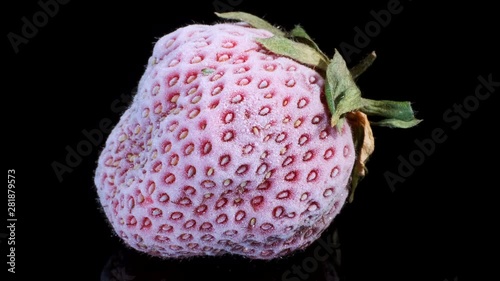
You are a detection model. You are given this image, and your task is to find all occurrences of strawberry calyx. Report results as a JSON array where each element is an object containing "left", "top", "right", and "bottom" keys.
[{"left": 216, "top": 11, "right": 422, "bottom": 202}]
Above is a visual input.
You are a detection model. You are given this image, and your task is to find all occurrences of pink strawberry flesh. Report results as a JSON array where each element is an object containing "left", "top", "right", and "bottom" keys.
[{"left": 94, "top": 23, "right": 355, "bottom": 259}]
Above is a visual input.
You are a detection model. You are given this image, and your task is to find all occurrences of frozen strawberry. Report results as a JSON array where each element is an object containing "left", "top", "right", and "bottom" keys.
[{"left": 94, "top": 12, "right": 419, "bottom": 260}]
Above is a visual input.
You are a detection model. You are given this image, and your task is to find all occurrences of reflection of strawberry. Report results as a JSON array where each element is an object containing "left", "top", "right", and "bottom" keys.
[
  {"left": 101, "top": 251, "right": 136, "bottom": 281},
  {"left": 94, "top": 12, "right": 419, "bottom": 259}
]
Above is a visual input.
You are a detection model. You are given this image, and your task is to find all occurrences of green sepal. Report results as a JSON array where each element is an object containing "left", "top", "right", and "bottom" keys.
[
  {"left": 215, "top": 11, "right": 286, "bottom": 37},
  {"left": 289, "top": 25, "right": 329, "bottom": 62},
  {"left": 255, "top": 36, "right": 329, "bottom": 71},
  {"left": 361, "top": 98, "right": 422, "bottom": 128},
  {"left": 325, "top": 50, "right": 362, "bottom": 129},
  {"left": 369, "top": 118, "right": 423, "bottom": 128}
]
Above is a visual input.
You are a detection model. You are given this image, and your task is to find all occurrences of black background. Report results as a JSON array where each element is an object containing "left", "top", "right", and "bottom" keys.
[{"left": 4, "top": 0, "right": 498, "bottom": 280}]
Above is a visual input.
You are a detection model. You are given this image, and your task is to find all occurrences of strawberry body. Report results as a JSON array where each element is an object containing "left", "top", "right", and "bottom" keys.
[{"left": 94, "top": 23, "right": 355, "bottom": 259}]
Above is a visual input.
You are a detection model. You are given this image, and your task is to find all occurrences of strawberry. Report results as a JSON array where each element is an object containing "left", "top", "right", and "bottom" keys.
[{"left": 94, "top": 12, "right": 420, "bottom": 260}]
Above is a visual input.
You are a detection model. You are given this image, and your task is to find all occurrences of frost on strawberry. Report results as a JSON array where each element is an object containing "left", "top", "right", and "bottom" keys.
[{"left": 94, "top": 12, "right": 420, "bottom": 260}]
